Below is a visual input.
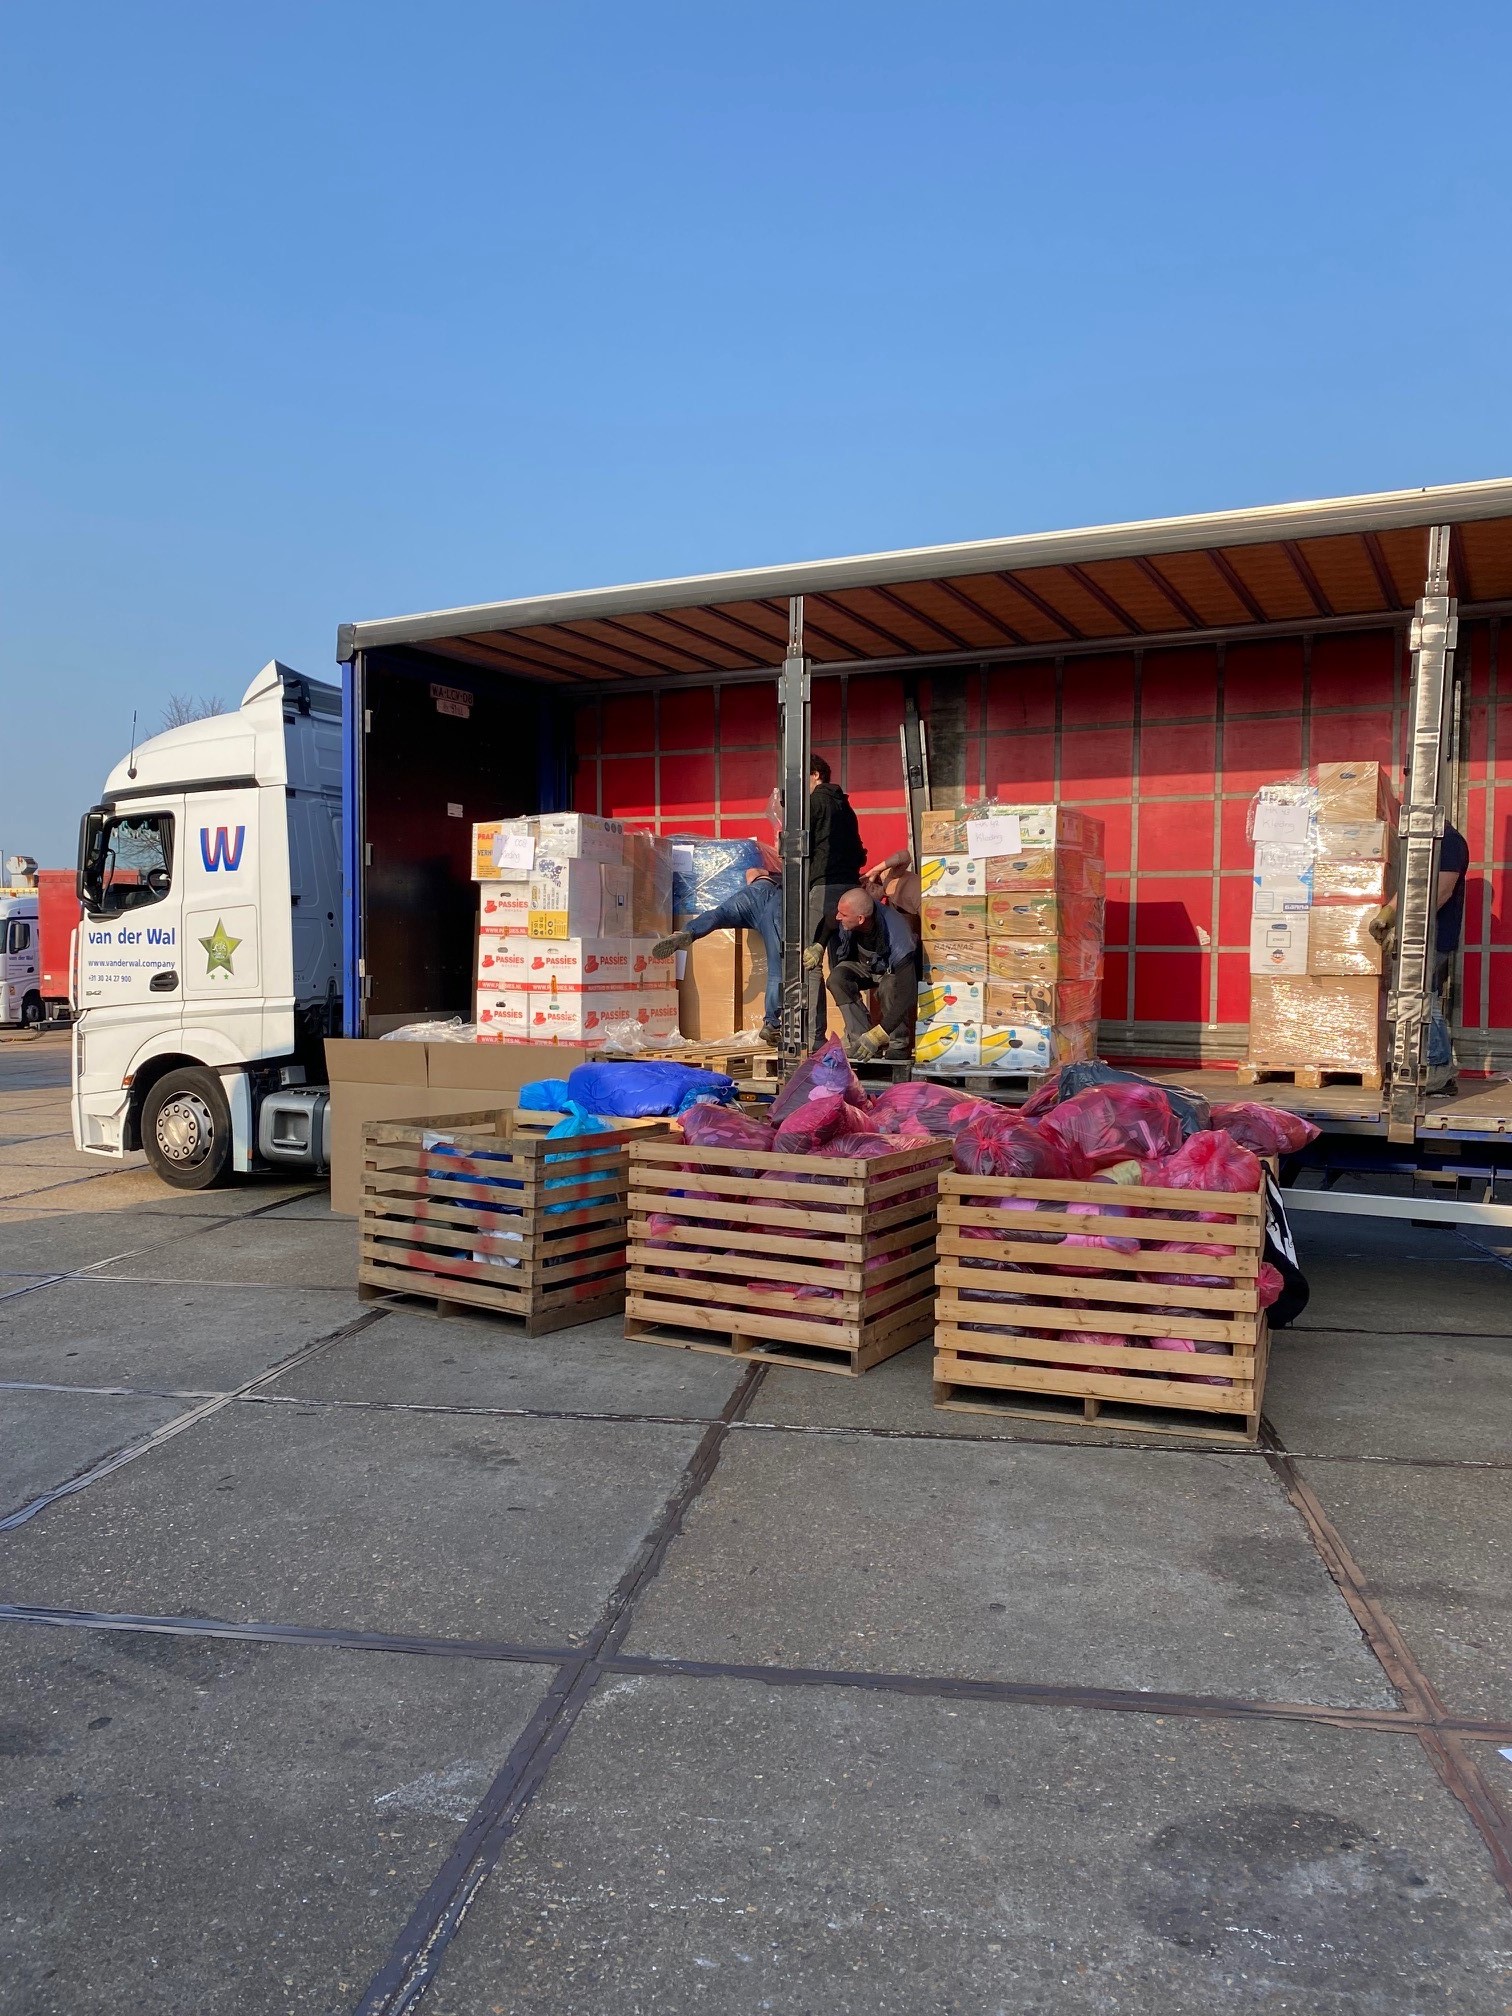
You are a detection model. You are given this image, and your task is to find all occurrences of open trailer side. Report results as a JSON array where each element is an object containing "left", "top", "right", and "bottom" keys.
[{"left": 334, "top": 479, "right": 1512, "bottom": 1220}]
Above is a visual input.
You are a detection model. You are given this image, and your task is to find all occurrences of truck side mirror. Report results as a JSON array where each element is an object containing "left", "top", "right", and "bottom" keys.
[{"left": 145, "top": 868, "right": 171, "bottom": 896}]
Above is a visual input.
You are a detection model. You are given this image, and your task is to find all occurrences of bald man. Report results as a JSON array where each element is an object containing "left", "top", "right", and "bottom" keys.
[{"left": 803, "top": 885, "right": 918, "bottom": 1060}]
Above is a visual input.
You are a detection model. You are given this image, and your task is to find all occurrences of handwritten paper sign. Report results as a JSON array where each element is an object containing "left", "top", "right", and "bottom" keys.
[
  {"left": 493, "top": 830, "right": 536, "bottom": 874},
  {"left": 966, "top": 814, "right": 1023, "bottom": 859}
]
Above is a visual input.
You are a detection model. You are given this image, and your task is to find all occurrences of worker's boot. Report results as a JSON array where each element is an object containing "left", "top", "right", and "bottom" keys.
[
  {"left": 650, "top": 930, "right": 693, "bottom": 961},
  {"left": 847, "top": 1026, "right": 889, "bottom": 1063},
  {"left": 758, "top": 1024, "right": 781, "bottom": 1048},
  {"left": 884, "top": 1031, "right": 913, "bottom": 1061}
]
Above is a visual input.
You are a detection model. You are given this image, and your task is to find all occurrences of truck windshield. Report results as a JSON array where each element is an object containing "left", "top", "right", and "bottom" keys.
[{"left": 78, "top": 811, "right": 175, "bottom": 918}]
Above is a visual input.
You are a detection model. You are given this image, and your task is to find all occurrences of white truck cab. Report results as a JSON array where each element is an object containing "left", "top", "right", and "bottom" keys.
[
  {"left": 73, "top": 661, "right": 343, "bottom": 1188},
  {"left": 0, "top": 893, "right": 42, "bottom": 1027}
]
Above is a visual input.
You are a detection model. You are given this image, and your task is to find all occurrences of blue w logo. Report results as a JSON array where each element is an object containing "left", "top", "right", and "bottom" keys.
[{"left": 200, "top": 825, "right": 246, "bottom": 872}]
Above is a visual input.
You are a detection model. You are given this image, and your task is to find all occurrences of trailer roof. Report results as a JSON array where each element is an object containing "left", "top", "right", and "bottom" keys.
[{"left": 339, "top": 477, "right": 1512, "bottom": 686}]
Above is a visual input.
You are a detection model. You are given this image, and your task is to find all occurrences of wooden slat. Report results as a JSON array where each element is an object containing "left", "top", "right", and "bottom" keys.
[
  {"left": 941, "top": 1173, "right": 1263, "bottom": 1215},
  {"left": 935, "top": 1258, "right": 1260, "bottom": 1313},
  {"left": 935, "top": 1228, "right": 1255, "bottom": 1276},
  {"left": 933, "top": 1349, "right": 1256, "bottom": 1418},
  {"left": 937, "top": 1329, "right": 1254, "bottom": 1378},
  {"left": 938, "top": 1202, "right": 1262, "bottom": 1246},
  {"left": 938, "top": 1295, "right": 1253, "bottom": 1344},
  {"left": 628, "top": 1164, "right": 868, "bottom": 1206}
]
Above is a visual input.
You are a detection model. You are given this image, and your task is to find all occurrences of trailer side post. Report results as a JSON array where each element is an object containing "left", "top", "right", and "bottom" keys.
[
  {"left": 900, "top": 675, "right": 929, "bottom": 870},
  {"left": 1387, "top": 524, "right": 1459, "bottom": 1142},
  {"left": 341, "top": 650, "right": 367, "bottom": 1038},
  {"left": 779, "top": 597, "right": 811, "bottom": 1060}
]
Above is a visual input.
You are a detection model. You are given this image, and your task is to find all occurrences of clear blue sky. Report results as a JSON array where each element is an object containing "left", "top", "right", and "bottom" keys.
[{"left": 3, "top": 1, "right": 1509, "bottom": 869}]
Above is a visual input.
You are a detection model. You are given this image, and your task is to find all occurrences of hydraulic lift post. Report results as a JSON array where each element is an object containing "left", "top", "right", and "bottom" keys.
[
  {"left": 1387, "top": 524, "right": 1459, "bottom": 1144},
  {"left": 778, "top": 596, "right": 812, "bottom": 1060}
]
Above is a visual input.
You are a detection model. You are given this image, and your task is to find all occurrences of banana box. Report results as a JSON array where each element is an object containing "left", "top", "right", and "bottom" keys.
[
  {"left": 979, "top": 1023, "right": 1054, "bottom": 1074},
  {"left": 919, "top": 854, "right": 986, "bottom": 899},
  {"left": 925, "top": 939, "right": 989, "bottom": 981},
  {"left": 913, "top": 1021, "right": 981, "bottom": 1071},
  {"left": 917, "top": 978, "right": 984, "bottom": 1032},
  {"left": 921, "top": 897, "right": 987, "bottom": 941},
  {"left": 920, "top": 808, "right": 967, "bottom": 854}
]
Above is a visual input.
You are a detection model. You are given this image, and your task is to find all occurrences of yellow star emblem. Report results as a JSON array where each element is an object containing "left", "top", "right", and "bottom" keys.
[{"left": 199, "top": 918, "right": 241, "bottom": 976}]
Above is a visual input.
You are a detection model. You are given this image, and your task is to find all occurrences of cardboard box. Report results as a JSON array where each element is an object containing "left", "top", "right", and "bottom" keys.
[
  {"left": 984, "top": 976, "right": 1101, "bottom": 1026},
  {"left": 472, "top": 818, "right": 533, "bottom": 881},
  {"left": 1313, "top": 858, "right": 1389, "bottom": 902},
  {"left": 477, "top": 882, "right": 531, "bottom": 929},
  {"left": 323, "top": 1036, "right": 592, "bottom": 1215},
  {"left": 1316, "top": 819, "right": 1389, "bottom": 862},
  {"left": 922, "top": 896, "right": 987, "bottom": 941},
  {"left": 979, "top": 1023, "right": 1053, "bottom": 1073},
  {"left": 475, "top": 936, "right": 668, "bottom": 989},
  {"left": 479, "top": 987, "right": 679, "bottom": 1045},
  {"left": 1307, "top": 905, "right": 1382, "bottom": 976},
  {"left": 986, "top": 937, "right": 1063, "bottom": 984},
  {"left": 738, "top": 928, "right": 772, "bottom": 1033},
  {"left": 623, "top": 830, "right": 674, "bottom": 938},
  {"left": 1248, "top": 975, "right": 1382, "bottom": 1073},
  {"left": 981, "top": 848, "right": 1059, "bottom": 892},
  {"left": 528, "top": 860, "right": 633, "bottom": 939},
  {"left": 917, "top": 978, "right": 984, "bottom": 1031},
  {"left": 1250, "top": 913, "right": 1309, "bottom": 976},
  {"left": 533, "top": 813, "right": 625, "bottom": 863},
  {"left": 1315, "top": 761, "right": 1392, "bottom": 823},
  {"left": 677, "top": 929, "right": 741, "bottom": 1040},
  {"left": 919, "top": 854, "right": 986, "bottom": 899},
  {"left": 986, "top": 891, "right": 1070, "bottom": 937},
  {"left": 925, "top": 939, "right": 989, "bottom": 981},
  {"left": 913, "top": 1021, "right": 980, "bottom": 1070},
  {"left": 920, "top": 808, "right": 966, "bottom": 854}
]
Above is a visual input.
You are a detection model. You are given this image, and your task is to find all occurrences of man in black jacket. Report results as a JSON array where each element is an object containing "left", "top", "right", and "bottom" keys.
[{"left": 806, "top": 756, "right": 866, "bottom": 1037}]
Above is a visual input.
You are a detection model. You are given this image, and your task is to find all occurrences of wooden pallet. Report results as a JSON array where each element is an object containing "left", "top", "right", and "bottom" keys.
[
  {"left": 933, "top": 1171, "right": 1270, "bottom": 1443},
  {"left": 1236, "top": 1061, "right": 1383, "bottom": 1091},
  {"left": 625, "top": 1135, "right": 951, "bottom": 1376},
  {"left": 358, "top": 1110, "right": 655, "bottom": 1336}
]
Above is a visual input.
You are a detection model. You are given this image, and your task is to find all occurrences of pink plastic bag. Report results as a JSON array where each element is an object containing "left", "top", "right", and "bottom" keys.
[
  {"left": 769, "top": 1036, "right": 868, "bottom": 1124},
  {"left": 1039, "top": 1083, "right": 1185, "bottom": 1173},
  {"left": 816, "top": 1132, "right": 899, "bottom": 1159},
  {"left": 953, "top": 1114, "right": 1075, "bottom": 1179},
  {"left": 773, "top": 1090, "right": 853, "bottom": 1152},
  {"left": 1209, "top": 1102, "right": 1320, "bottom": 1157},
  {"left": 679, "top": 1102, "right": 776, "bottom": 1152},
  {"left": 1148, "top": 1129, "right": 1263, "bottom": 1195},
  {"left": 868, "top": 1081, "right": 996, "bottom": 1139}
]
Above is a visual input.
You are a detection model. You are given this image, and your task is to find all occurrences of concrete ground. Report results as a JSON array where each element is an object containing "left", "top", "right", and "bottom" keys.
[{"left": 2, "top": 1028, "right": 1510, "bottom": 2014}]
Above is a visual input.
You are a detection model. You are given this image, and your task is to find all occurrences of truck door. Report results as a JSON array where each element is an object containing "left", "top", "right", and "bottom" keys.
[
  {"left": 75, "top": 799, "right": 187, "bottom": 1049},
  {"left": 182, "top": 793, "right": 262, "bottom": 1052},
  {"left": 1, "top": 907, "right": 40, "bottom": 1025}
]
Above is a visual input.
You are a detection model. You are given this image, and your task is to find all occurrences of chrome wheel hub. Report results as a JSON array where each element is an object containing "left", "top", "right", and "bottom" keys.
[{"left": 157, "top": 1092, "right": 215, "bottom": 1167}]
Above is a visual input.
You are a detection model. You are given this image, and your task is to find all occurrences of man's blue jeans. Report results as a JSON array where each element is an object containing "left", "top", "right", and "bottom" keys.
[{"left": 686, "top": 881, "right": 782, "bottom": 1029}]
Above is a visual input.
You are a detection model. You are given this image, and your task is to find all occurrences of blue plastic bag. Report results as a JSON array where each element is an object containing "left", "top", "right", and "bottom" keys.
[
  {"left": 566, "top": 1060, "right": 735, "bottom": 1118},
  {"left": 518, "top": 1077, "right": 572, "bottom": 1112},
  {"left": 543, "top": 1100, "right": 618, "bottom": 1214},
  {"left": 669, "top": 837, "right": 763, "bottom": 919}
]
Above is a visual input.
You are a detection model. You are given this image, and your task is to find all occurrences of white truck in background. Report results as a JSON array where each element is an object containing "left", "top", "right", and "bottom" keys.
[{"left": 72, "top": 661, "right": 345, "bottom": 1188}]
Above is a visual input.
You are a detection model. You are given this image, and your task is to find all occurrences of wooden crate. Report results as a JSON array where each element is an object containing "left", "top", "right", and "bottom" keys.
[
  {"left": 626, "top": 1136, "right": 951, "bottom": 1375},
  {"left": 934, "top": 1172, "right": 1269, "bottom": 1442},
  {"left": 358, "top": 1110, "right": 655, "bottom": 1334}
]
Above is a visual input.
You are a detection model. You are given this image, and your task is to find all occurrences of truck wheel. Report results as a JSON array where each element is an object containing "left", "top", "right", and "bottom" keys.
[
  {"left": 21, "top": 993, "right": 44, "bottom": 1028},
  {"left": 142, "top": 1068, "right": 235, "bottom": 1190}
]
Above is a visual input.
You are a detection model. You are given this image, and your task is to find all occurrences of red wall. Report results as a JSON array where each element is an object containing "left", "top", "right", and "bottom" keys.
[{"left": 572, "top": 622, "right": 1510, "bottom": 1047}]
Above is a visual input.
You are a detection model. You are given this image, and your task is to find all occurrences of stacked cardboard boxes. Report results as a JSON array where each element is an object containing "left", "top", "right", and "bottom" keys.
[
  {"left": 914, "top": 804, "right": 1105, "bottom": 1073},
  {"left": 472, "top": 813, "right": 679, "bottom": 1044},
  {"left": 1247, "top": 761, "right": 1394, "bottom": 1078}
]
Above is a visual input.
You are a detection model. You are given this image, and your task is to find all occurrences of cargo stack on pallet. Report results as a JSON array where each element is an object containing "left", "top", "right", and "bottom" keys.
[
  {"left": 914, "top": 804, "right": 1105, "bottom": 1081},
  {"left": 624, "top": 1134, "right": 951, "bottom": 1374},
  {"left": 471, "top": 813, "right": 679, "bottom": 1046},
  {"left": 1243, "top": 761, "right": 1396, "bottom": 1090},
  {"left": 357, "top": 1109, "right": 655, "bottom": 1333},
  {"left": 933, "top": 1170, "right": 1270, "bottom": 1442}
]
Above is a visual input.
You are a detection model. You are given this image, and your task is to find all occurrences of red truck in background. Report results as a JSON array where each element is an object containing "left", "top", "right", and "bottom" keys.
[{"left": 0, "top": 867, "right": 79, "bottom": 1026}]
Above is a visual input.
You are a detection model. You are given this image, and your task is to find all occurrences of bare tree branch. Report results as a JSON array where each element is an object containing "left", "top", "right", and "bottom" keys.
[{"left": 160, "top": 694, "right": 228, "bottom": 729}]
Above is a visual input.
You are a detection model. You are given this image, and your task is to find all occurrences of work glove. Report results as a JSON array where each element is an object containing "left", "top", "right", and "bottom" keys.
[
  {"left": 801, "top": 943, "right": 824, "bottom": 972},
  {"left": 1367, "top": 907, "right": 1392, "bottom": 945}
]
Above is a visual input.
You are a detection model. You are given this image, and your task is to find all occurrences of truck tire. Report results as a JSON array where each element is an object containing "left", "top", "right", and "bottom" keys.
[
  {"left": 142, "top": 1068, "right": 235, "bottom": 1190},
  {"left": 21, "top": 993, "right": 44, "bottom": 1028}
]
